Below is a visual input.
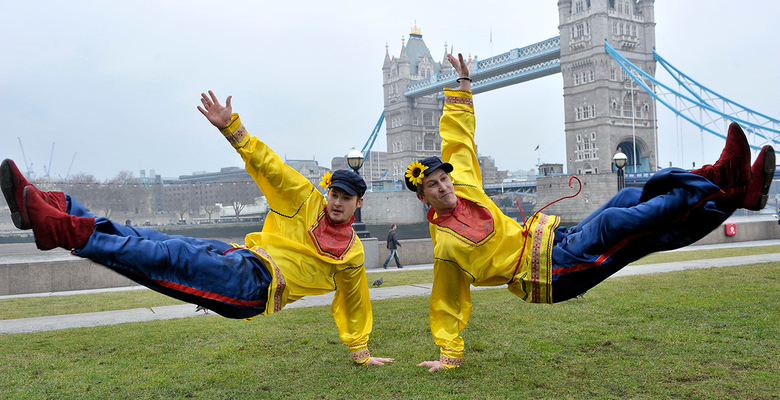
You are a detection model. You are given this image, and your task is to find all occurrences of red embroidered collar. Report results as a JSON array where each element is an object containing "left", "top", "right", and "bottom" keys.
[
  {"left": 428, "top": 198, "right": 495, "bottom": 246},
  {"left": 308, "top": 207, "right": 357, "bottom": 260}
]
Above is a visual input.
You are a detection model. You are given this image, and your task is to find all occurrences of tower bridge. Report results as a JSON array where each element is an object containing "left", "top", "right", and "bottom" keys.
[
  {"left": 367, "top": 0, "right": 778, "bottom": 219},
  {"left": 378, "top": 0, "right": 661, "bottom": 189}
]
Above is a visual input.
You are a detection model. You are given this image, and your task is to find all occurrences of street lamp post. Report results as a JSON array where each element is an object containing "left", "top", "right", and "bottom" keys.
[
  {"left": 613, "top": 152, "right": 628, "bottom": 192},
  {"left": 347, "top": 147, "right": 371, "bottom": 238}
]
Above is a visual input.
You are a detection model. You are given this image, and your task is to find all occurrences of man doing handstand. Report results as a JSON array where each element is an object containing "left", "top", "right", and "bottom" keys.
[
  {"left": 1, "top": 91, "right": 393, "bottom": 366},
  {"left": 411, "top": 53, "right": 775, "bottom": 372}
]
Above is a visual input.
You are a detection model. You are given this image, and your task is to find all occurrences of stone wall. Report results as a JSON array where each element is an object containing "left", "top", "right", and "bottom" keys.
[
  {"left": 534, "top": 173, "right": 617, "bottom": 224},
  {"left": 2, "top": 219, "right": 779, "bottom": 296},
  {"left": 0, "top": 259, "right": 136, "bottom": 296},
  {"left": 361, "top": 191, "right": 428, "bottom": 225}
]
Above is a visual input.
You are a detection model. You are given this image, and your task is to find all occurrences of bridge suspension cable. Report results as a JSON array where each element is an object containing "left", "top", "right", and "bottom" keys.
[
  {"left": 361, "top": 112, "right": 385, "bottom": 156},
  {"left": 605, "top": 40, "right": 780, "bottom": 151}
]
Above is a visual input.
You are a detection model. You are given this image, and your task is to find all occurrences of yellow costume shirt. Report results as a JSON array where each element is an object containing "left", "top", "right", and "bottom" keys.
[
  {"left": 428, "top": 89, "right": 560, "bottom": 368},
  {"left": 220, "top": 114, "right": 373, "bottom": 364}
]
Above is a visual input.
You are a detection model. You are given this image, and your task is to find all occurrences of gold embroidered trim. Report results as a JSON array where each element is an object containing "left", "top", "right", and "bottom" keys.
[
  {"left": 222, "top": 124, "right": 248, "bottom": 147},
  {"left": 530, "top": 214, "right": 549, "bottom": 303},
  {"left": 351, "top": 348, "right": 371, "bottom": 363},
  {"left": 252, "top": 247, "right": 286, "bottom": 313},
  {"left": 440, "top": 354, "right": 462, "bottom": 367},
  {"left": 444, "top": 96, "right": 474, "bottom": 106}
]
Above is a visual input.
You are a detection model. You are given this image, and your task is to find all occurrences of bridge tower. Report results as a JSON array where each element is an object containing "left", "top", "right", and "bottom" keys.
[
  {"left": 558, "top": 0, "right": 657, "bottom": 174},
  {"left": 382, "top": 24, "right": 453, "bottom": 184}
]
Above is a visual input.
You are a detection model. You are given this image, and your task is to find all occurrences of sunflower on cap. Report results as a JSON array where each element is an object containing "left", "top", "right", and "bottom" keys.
[
  {"left": 405, "top": 161, "right": 428, "bottom": 187},
  {"left": 404, "top": 157, "right": 455, "bottom": 192},
  {"left": 319, "top": 171, "right": 333, "bottom": 188}
]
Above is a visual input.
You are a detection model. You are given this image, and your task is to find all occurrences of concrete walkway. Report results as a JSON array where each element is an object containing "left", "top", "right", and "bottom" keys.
[{"left": 1, "top": 241, "right": 779, "bottom": 335}]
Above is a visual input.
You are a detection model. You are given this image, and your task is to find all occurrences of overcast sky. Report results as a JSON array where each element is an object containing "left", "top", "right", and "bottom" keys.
[{"left": 1, "top": 0, "right": 778, "bottom": 181}]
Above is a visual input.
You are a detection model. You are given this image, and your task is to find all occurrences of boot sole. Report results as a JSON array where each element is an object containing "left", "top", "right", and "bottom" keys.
[
  {"left": 756, "top": 147, "right": 776, "bottom": 210},
  {"left": 0, "top": 159, "right": 30, "bottom": 230}
]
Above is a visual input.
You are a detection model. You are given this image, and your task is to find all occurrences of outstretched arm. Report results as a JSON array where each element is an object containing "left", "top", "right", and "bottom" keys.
[
  {"left": 197, "top": 90, "right": 320, "bottom": 221},
  {"left": 197, "top": 90, "right": 233, "bottom": 128}
]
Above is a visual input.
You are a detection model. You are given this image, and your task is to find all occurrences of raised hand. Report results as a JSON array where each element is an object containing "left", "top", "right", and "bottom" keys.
[
  {"left": 197, "top": 90, "right": 233, "bottom": 128},
  {"left": 446, "top": 53, "right": 471, "bottom": 90}
]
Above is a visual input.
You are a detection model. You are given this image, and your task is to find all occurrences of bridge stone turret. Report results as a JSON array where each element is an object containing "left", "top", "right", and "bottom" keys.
[
  {"left": 558, "top": 0, "right": 658, "bottom": 175},
  {"left": 382, "top": 24, "right": 475, "bottom": 185}
]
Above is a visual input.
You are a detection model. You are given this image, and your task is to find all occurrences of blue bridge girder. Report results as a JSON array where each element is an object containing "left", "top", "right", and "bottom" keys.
[
  {"left": 483, "top": 181, "right": 538, "bottom": 196},
  {"left": 403, "top": 36, "right": 562, "bottom": 99}
]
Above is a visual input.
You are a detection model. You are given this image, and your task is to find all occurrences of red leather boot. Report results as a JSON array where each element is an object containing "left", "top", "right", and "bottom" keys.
[
  {"left": 25, "top": 186, "right": 94, "bottom": 251},
  {"left": 1, "top": 159, "right": 67, "bottom": 230},
  {"left": 690, "top": 122, "right": 751, "bottom": 190},
  {"left": 717, "top": 145, "right": 776, "bottom": 211}
]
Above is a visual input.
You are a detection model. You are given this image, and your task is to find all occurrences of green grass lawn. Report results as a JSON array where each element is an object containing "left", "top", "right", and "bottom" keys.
[{"left": 1, "top": 262, "right": 778, "bottom": 399}]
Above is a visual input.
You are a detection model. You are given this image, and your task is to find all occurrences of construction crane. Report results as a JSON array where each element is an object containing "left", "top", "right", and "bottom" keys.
[
  {"left": 17, "top": 137, "right": 34, "bottom": 178},
  {"left": 60, "top": 152, "right": 77, "bottom": 180},
  {"left": 43, "top": 142, "right": 55, "bottom": 178}
]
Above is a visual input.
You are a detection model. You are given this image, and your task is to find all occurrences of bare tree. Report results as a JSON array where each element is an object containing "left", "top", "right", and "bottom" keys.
[
  {"left": 202, "top": 202, "right": 221, "bottom": 223},
  {"left": 222, "top": 181, "right": 260, "bottom": 222},
  {"left": 163, "top": 184, "right": 191, "bottom": 223},
  {"left": 55, "top": 173, "right": 102, "bottom": 214}
]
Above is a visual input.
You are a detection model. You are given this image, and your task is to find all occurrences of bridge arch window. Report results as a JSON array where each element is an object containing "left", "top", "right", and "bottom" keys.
[
  {"left": 590, "top": 105, "right": 596, "bottom": 118},
  {"left": 424, "top": 132, "right": 437, "bottom": 151},
  {"left": 412, "top": 114, "right": 419, "bottom": 126},
  {"left": 576, "top": 24, "right": 584, "bottom": 37},
  {"left": 610, "top": 68, "right": 616, "bottom": 81},
  {"left": 622, "top": 101, "right": 633, "bottom": 118},
  {"left": 423, "top": 112, "right": 435, "bottom": 126},
  {"left": 590, "top": 70, "right": 595, "bottom": 81},
  {"left": 574, "top": 0, "right": 584, "bottom": 13},
  {"left": 574, "top": 73, "right": 580, "bottom": 85},
  {"left": 576, "top": 107, "right": 582, "bottom": 121}
]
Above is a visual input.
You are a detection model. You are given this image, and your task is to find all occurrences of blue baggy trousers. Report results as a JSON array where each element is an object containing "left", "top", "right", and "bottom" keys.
[
  {"left": 550, "top": 168, "right": 728, "bottom": 302},
  {"left": 69, "top": 196, "right": 272, "bottom": 319}
]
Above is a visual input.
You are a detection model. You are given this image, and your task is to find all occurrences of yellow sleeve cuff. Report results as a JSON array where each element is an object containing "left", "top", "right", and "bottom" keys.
[
  {"left": 443, "top": 89, "right": 474, "bottom": 110},
  {"left": 349, "top": 343, "right": 371, "bottom": 364},
  {"left": 218, "top": 113, "right": 250, "bottom": 149},
  {"left": 440, "top": 348, "right": 463, "bottom": 369}
]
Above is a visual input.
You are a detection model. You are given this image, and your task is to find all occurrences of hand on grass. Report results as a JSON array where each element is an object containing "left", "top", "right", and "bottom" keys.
[
  {"left": 365, "top": 357, "right": 395, "bottom": 366},
  {"left": 417, "top": 360, "right": 447, "bottom": 372}
]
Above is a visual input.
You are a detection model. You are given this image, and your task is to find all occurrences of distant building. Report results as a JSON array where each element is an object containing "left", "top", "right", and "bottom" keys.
[
  {"left": 285, "top": 158, "right": 330, "bottom": 189},
  {"left": 478, "top": 156, "right": 508, "bottom": 185},
  {"left": 539, "top": 163, "right": 564, "bottom": 177},
  {"left": 507, "top": 168, "right": 538, "bottom": 182},
  {"left": 331, "top": 151, "right": 389, "bottom": 191}
]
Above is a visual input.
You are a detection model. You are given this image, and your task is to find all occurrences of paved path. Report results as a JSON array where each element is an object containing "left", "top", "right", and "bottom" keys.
[{"left": 1, "top": 241, "right": 779, "bottom": 335}]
